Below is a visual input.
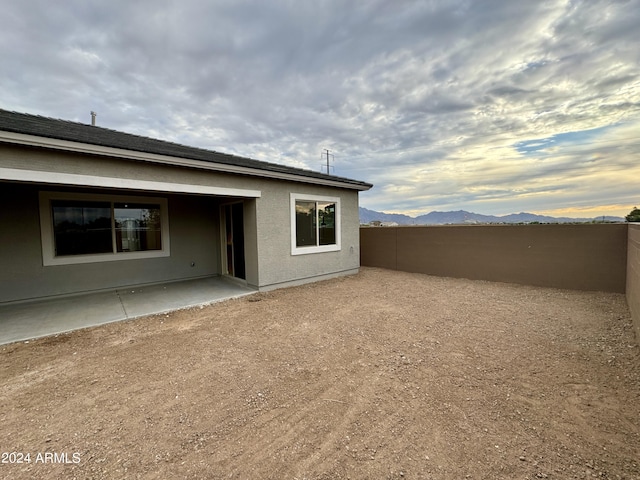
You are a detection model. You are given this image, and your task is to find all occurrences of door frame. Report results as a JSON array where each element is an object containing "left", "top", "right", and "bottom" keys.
[{"left": 219, "top": 200, "right": 246, "bottom": 282}]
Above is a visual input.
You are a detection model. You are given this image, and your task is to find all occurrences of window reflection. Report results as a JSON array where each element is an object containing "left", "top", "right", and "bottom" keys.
[
  {"left": 295, "top": 201, "right": 317, "bottom": 247},
  {"left": 114, "top": 203, "right": 162, "bottom": 252},
  {"left": 295, "top": 200, "right": 337, "bottom": 248},
  {"left": 318, "top": 202, "right": 336, "bottom": 245},
  {"left": 52, "top": 201, "right": 112, "bottom": 256}
]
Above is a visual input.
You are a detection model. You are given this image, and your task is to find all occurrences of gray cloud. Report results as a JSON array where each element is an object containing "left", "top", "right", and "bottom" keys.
[{"left": 1, "top": 0, "right": 639, "bottom": 217}]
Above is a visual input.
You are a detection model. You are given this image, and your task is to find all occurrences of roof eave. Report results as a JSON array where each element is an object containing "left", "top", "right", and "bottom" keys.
[{"left": 0, "top": 130, "right": 373, "bottom": 192}]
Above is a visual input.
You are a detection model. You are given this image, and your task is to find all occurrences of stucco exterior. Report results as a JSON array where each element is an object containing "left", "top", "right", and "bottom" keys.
[
  {"left": 0, "top": 118, "right": 370, "bottom": 304},
  {"left": 253, "top": 179, "right": 361, "bottom": 289},
  {"left": 628, "top": 224, "right": 640, "bottom": 341},
  {"left": 361, "top": 224, "right": 629, "bottom": 293}
]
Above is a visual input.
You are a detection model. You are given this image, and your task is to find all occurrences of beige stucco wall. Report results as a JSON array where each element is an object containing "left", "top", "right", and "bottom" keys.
[
  {"left": 253, "top": 180, "right": 361, "bottom": 290},
  {"left": 627, "top": 224, "right": 640, "bottom": 342},
  {"left": 0, "top": 143, "right": 362, "bottom": 301},
  {"left": 361, "top": 224, "right": 628, "bottom": 293}
]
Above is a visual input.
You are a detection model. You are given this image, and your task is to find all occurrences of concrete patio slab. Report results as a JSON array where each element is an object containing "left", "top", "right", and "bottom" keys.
[
  {"left": 116, "top": 277, "right": 254, "bottom": 318},
  {"left": 0, "top": 276, "right": 255, "bottom": 345}
]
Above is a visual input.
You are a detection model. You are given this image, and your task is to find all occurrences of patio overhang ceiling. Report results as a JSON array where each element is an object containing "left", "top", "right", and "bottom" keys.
[{"left": 0, "top": 167, "right": 261, "bottom": 198}]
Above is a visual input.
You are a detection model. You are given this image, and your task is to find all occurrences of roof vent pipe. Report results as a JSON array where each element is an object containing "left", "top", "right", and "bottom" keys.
[{"left": 90, "top": 111, "right": 97, "bottom": 126}]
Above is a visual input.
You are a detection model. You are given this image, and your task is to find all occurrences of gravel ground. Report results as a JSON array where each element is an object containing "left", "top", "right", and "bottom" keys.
[{"left": 1, "top": 267, "right": 639, "bottom": 480}]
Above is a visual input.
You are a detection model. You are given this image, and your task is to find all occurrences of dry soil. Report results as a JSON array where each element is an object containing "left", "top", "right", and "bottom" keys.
[{"left": 1, "top": 267, "right": 639, "bottom": 479}]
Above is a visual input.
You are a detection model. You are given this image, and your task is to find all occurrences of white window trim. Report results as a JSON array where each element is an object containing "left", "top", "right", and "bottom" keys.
[
  {"left": 39, "top": 191, "right": 170, "bottom": 266},
  {"left": 290, "top": 193, "right": 341, "bottom": 256}
]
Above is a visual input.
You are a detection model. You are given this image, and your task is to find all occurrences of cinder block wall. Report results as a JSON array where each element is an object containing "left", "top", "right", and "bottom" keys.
[
  {"left": 361, "top": 224, "right": 628, "bottom": 293},
  {"left": 627, "top": 225, "right": 640, "bottom": 341}
]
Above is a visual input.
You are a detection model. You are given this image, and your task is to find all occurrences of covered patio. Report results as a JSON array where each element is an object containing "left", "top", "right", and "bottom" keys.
[{"left": 0, "top": 276, "right": 255, "bottom": 345}]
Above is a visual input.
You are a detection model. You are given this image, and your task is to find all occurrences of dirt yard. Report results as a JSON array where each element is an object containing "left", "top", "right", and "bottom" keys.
[{"left": 1, "top": 267, "right": 639, "bottom": 480}]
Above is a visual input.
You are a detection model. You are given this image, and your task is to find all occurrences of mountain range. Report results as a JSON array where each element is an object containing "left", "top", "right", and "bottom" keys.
[{"left": 359, "top": 207, "right": 624, "bottom": 225}]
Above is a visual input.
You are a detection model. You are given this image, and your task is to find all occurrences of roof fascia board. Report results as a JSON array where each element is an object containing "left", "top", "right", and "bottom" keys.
[
  {"left": 0, "top": 130, "right": 371, "bottom": 191},
  {"left": 0, "top": 167, "right": 262, "bottom": 198}
]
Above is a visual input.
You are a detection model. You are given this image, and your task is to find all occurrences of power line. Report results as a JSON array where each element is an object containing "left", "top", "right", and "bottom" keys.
[{"left": 321, "top": 149, "right": 334, "bottom": 174}]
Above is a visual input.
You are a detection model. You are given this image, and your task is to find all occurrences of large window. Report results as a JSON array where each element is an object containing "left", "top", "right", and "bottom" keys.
[
  {"left": 290, "top": 193, "right": 341, "bottom": 255},
  {"left": 40, "top": 192, "right": 169, "bottom": 266}
]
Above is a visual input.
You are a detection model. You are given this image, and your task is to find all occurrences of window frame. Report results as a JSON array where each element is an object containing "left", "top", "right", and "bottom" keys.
[
  {"left": 39, "top": 191, "right": 170, "bottom": 266},
  {"left": 290, "top": 193, "right": 341, "bottom": 255}
]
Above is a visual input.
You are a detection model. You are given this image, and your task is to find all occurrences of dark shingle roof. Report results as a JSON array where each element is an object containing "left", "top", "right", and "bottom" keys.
[{"left": 0, "top": 109, "right": 372, "bottom": 190}]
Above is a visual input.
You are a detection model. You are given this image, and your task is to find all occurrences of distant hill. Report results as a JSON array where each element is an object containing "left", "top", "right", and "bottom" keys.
[
  {"left": 360, "top": 207, "right": 624, "bottom": 225},
  {"left": 359, "top": 207, "right": 415, "bottom": 224}
]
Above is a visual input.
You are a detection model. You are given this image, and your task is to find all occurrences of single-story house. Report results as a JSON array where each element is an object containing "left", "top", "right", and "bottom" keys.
[{"left": 0, "top": 109, "right": 372, "bottom": 304}]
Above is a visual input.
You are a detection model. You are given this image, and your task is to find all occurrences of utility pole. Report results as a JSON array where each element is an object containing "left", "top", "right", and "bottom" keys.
[{"left": 321, "top": 149, "right": 334, "bottom": 174}]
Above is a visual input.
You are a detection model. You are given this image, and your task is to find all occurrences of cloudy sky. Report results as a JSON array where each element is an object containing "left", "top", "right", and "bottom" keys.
[{"left": 2, "top": 0, "right": 639, "bottom": 218}]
